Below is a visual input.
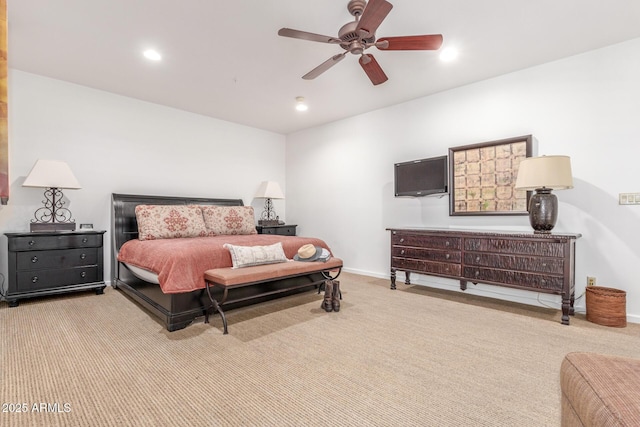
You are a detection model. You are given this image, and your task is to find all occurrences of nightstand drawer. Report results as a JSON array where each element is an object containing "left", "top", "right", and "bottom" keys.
[
  {"left": 257, "top": 225, "right": 297, "bottom": 236},
  {"left": 16, "top": 266, "right": 101, "bottom": 291},
  {"left": 16, "top": 248, "right": 99, "bottom": 271},
  {"left": 276, "top": 226, "right": 296, "bottom": 236},
  {"left": 9, "top": 233, "right": 103, "bottom": 251}
]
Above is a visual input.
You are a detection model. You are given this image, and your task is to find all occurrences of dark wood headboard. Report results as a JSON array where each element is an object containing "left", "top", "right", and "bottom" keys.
[{"left": 110, "top": 193, "right": 244, "bottom": 282}]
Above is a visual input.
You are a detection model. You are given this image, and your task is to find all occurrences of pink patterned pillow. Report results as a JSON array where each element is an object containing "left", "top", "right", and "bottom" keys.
[
  {"left": 135, "top": 205, "right": 208, "bottom": 241},
  {"left": 200, "top": 205, "right": 257, "bottom": 235}
]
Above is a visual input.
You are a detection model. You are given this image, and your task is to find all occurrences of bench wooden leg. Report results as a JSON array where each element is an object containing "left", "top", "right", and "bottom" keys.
[{"left": 204, "top": 282, "right": 229, "bottom": 335}]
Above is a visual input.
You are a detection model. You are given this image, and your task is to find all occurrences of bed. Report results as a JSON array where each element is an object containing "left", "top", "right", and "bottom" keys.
[{"left": 111, "top": 193, "right": 338, "bottom": 331}]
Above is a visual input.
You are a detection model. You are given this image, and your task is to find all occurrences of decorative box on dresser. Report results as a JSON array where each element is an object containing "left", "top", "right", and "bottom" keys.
[
  {"left": 387, "top": 228, "right": 581, "bottom": 325},
  {"left": 4, "top": 230, "right": 106, "bottom": 307}
]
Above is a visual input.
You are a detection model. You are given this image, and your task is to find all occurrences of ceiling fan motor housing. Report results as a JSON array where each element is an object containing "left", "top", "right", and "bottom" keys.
[{"left": 339, "top": 20, "right": 375, "bottom": 52}]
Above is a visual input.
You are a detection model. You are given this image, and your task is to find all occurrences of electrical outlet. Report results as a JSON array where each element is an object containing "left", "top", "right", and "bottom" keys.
[{"left": 587, "top": 276, "right": 596, "bottom": 287}]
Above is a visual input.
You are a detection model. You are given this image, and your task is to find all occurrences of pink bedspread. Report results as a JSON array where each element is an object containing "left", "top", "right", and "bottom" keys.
[{"left": 117, "top": 235, "right": 333, "bottom": 294}]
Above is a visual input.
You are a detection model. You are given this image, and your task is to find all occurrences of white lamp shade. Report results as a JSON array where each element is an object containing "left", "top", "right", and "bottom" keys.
[
  {"left": 515, "top": 156, "right": 573, "bottom": 191},
  {"left": 22, "top": 160, "right": 82, "bottom": 189},
  {"left": 254, "top": 181, "right": 284, "bottom": 199}
]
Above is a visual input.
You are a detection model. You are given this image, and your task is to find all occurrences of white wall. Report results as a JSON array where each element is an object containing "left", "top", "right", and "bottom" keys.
[
  {"left": 286, "top": 37, "right": 640, "bottom": 323},
  {"left": 0, "top": 70, "right": 287, "bottom": 283}
]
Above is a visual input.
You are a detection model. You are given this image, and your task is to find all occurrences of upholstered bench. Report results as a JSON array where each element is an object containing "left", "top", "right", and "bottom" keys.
[
  {"left": 203, "top": 258, "right": 343, "bottom": 334},
  {"left": 560, "top": 352, "right": 640, "bottom": 426}
]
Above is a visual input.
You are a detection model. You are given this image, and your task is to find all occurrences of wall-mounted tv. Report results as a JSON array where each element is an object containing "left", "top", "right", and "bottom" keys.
[{"left": 394, "top": 155, "right": 448, "bottom": 197}]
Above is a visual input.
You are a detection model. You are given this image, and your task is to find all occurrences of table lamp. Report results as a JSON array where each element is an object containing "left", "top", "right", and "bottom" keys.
[
  {"left": 22, "top": 159, "right": 81, "bottom": 232},
  {"left": 254, "top": 181, "right": 284, "bottom": 226},
  {"left": 515, "top": 155, "right": 573, "bottom": 233}
]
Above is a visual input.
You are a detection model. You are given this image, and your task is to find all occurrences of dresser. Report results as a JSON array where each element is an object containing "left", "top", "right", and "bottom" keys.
[
  {"left": 387, "top": 228, "right": 581, "bottom": 325},
  {"left": 256, "top": 224, "right": 297, "bottom": 236},
  {"left": 5, "top": 230, "right": 106, "bottom": 307}
]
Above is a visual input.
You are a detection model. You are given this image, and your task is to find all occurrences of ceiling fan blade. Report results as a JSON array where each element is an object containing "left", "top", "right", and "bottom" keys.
[
  {"left": 302, "top": 53, "right": 346, "bottom": 80},
  {"left": 376, "top": 35, "right": 444, "bottom": 50},
  {"left": 359, "top": 54, "right": 388, "bottom": 85},
  {"left": 278, "top": 28, "right": 342, "bottom": 44},
  {"left": 355, "top": 0, "right": 393, "bottom": 38}
]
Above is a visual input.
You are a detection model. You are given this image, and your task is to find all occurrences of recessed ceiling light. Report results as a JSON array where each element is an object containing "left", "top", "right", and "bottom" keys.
[
  {"left": 439, "top": 47, "right": 458, "bottom": 62},
  {"left": 143, "top": 49, "right": 162, "bottom": 61},
  {"left": 295, "top": 96, "right": 308, "bottom": 112}
]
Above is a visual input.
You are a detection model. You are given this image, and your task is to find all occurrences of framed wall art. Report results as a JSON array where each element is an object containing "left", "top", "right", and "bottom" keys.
[
  {"left": 1, "top": 0, "right": 7, "bottom": 205},
  {"left": 449, "top": 135, "right": 533, "bottom": 216}
]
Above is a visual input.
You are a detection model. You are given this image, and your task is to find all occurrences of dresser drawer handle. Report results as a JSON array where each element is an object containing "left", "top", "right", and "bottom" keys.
[
  {"left": 475, "top": 256, "right": 481, "bottom": 262},
  {"left": 542, "top": 262, "right": 547, "bottom": 267},
  {"left": 474, "top": 270, "right": 480, "bottom": 277},
  {"left": 445, "top": 254, "right": 450, "bottom": 259},
  {"left": 82, "top": 238, "right": 88, "bottom": 243},
  {"left": 32, "top": 276, "right": 39, "bottom": 283},
  {"left": 399, "top": 238, "right": 404, "bottom": 243},
  {"left": 445, "top": 241, "right": 450, "bottom": 246},
  {"left": 29, "top": 240, "right": 35, "bottom": 246},
  {"left": 31, "top": 256, "right": 38, "bottom": 263},
  {"left": 80, "top": 253, "right": 87, "bottom": 260},
  {"left": 400, "top": 250, "right": 405, "bottom": 255},
  {"left": 80, "top": 271, "right": 87, "bottom": 278}
]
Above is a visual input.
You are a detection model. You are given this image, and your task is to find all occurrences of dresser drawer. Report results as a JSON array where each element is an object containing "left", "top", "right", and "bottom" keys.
[
  {"left": 16, "top": 248, "right": 99, "bottom": 271},
  {"left": 463, "top": 252, "right": 564, "bottom": 274},
  {"left": 16, "top": 266, "right": 101, "bottom": 292},
  {"left": 464, "top": 238, "right": 565, "bottom": 257},
  {"left": 392, "top": 233, "right": 461, "bottom": 250},
  {"left": 392, "top": 246, "right": 461, "bottom": 263},
  {"left": 392, "top": 257, "right": 461, "bottom": 277},
  {"left": 9, "top": 233, "right": 103, "bottom": 251},
  {"left": 462, "top": 266, "right": 564, "bottom": 292}
]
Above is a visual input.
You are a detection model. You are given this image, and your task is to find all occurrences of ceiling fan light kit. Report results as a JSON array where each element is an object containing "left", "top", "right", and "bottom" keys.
[{"left": 278, "top": 0, "right": 443, "bottom": 85}]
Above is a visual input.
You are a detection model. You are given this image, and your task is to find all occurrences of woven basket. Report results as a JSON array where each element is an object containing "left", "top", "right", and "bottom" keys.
[{"left": 586, "top": 286, "right": 627, "bottom": 327}]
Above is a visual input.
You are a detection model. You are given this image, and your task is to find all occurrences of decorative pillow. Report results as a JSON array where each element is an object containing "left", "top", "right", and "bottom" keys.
[
  {"left": 223, "top": 242, "right": 288, "bottom": 268},
  {"left": 200, "top": 205, "right": 257, "bottom": 235},
  {"left": 135, "top": 205, "right": 207, "bottom": 241}
]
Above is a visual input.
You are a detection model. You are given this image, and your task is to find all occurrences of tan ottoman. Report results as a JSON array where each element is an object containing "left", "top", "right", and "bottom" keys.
[{"left": 561, "top": 352, "right": 640, "bottom": 426}]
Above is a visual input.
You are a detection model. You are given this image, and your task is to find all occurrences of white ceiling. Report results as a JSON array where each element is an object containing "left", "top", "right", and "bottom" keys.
[{"left": 8, "top": 0, "right": 640, "bottom": 135}]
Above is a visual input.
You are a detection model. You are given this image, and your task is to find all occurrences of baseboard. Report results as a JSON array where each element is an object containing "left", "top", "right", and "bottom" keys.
[{"left": 342, "top": 267, "right": 639, "bottom": 324}]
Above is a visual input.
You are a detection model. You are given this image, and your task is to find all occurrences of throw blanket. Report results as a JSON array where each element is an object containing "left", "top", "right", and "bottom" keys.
[{"left": 117, "top": 235, "right": 332, "bottom": 294}]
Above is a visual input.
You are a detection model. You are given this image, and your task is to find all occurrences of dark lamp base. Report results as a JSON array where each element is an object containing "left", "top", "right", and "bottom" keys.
[
  {"left": 528, "top": 188, "right": 557, "bottom": 233},
  {"left": 30, "top": 222, "right": 76, "bottom": 232}
]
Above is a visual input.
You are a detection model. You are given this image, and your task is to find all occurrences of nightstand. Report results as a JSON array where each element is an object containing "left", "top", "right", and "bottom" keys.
[
  {"left": 4, "top": 230, "right": 106, "bottom": 307},
  {"left": 256, "top": 224, "right": 297, "bottom": 236}
]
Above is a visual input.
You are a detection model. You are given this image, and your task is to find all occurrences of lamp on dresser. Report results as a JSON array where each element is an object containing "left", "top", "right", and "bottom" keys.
[
  {"left": 22, "top": 159, "right": 82, "bottom": 232},
  {"left": 515, "top": 155, "right": 573, "bottom": 233},
  {"left": 254, "top": 181, "right": 284, "bottom": 226}
]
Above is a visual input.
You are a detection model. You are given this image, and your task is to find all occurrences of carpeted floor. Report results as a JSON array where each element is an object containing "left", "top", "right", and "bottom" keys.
[{"left": 1, "top": 272, "right": 638, "bottom": 426}]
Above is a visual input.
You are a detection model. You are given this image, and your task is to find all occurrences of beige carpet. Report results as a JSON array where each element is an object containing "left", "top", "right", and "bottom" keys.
[{"left": 1, "top": 272, "right": 638, "bottom": 427}]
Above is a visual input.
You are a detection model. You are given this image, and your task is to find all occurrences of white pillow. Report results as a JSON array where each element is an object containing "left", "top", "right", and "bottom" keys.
[{"left": 223, "top": 242, "right": 288, "bottom": 268}]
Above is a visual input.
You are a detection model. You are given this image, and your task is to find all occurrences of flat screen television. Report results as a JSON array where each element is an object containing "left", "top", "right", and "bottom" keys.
[{"left": 394, "top": 155, "right": 448, "bottom": 197}]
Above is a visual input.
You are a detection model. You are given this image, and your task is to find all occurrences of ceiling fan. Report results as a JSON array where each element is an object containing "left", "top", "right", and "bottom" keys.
[{"left": 278, "top": 0, "right": 443, "bottom": 85}]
